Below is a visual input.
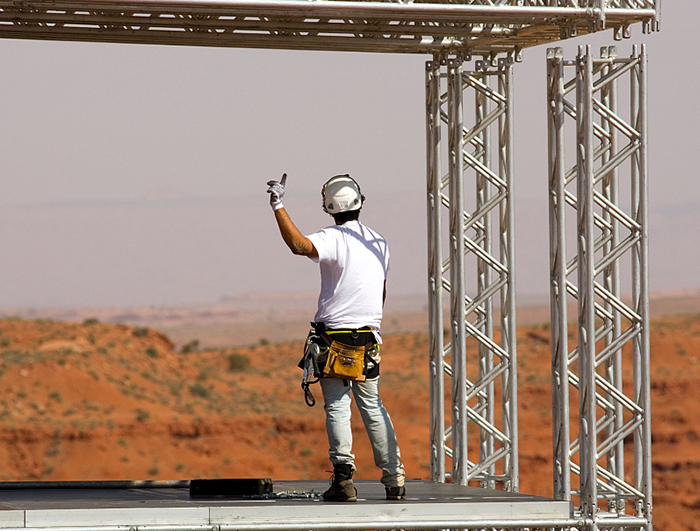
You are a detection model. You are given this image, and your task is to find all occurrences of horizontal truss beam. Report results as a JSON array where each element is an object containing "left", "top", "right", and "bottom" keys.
[{"left": 0, "top": 0, "right": 658, "bottom": 54}]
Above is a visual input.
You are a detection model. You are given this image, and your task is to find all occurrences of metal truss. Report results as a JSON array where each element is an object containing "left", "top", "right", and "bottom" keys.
[
  {"left": 426, "top": 52, "right": 517, "bottom": 490},
  {"left": 547, "top": 44, "right": 652, "bottom": 529},
  {"left": 0, "top": 0, "right": 658, "bottom": 55},
  {"left": 0, "top": 0, "right": 657, "bottom": 529}
]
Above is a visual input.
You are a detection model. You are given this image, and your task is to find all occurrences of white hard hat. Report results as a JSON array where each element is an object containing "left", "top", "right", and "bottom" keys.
[{"left": 321, "top": 174, "right": 364, "bottom": 214}]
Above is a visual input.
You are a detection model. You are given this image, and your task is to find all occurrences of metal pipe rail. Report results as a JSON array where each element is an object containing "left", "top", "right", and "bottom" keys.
[{"left": 0, "top": 0, "right": 658, "bottom": 54}]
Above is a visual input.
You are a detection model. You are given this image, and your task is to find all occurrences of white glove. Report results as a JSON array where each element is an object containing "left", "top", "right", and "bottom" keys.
[{"left": 267, "top": 173, "right": 287, "bottom": 211}]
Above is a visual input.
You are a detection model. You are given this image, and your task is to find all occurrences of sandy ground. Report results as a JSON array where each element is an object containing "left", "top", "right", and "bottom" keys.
[{"left": 0, "top": 309, "right": 698, "bottom": 530}]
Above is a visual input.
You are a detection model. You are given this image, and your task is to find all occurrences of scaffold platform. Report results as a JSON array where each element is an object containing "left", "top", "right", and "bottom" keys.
[{"left": 0, "top": 480, "right": 572, "bottom": 530}]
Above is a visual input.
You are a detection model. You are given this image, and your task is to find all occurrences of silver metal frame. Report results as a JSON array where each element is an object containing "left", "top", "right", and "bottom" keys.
[
  {"left": 0, "top": 0, "right": 657, "bottom": 529},
  {"left": 0, "top": 0, "right": 659, "bottom": 55},
  {"left": 546, "top": 44, "right": 652, "bottom": 530},
  {"left": 426, "top": 52, "right": 518, "bottom": 491}
]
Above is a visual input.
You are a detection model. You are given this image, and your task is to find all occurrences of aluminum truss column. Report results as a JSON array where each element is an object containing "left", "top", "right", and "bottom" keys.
[
  {"left": 546, "top": 44, "right": 652, "bottom": 530},
  {"left": 546, "top": 46, "right": 571, "bottom": 503},
  {"left": 498, "top": 57, "right": 518, "bottom": 494},
  {"left": 475, "top": 66, "right": 496, "bottom": 491},
  {"left": 600, "top": 45, "right": 625, "bottom": 516},
  {"left": 426, "top": 58, "right": 445, "bottom": 484},
  {"left": 448, "top": 58, "right": 469, "bottom": 486},
  {"left": 576, "top": 43, "right": 598, "bottom": 527},
  {"left": 425, "top": 54, "right": 518, "bottom": 491},
  {"left": 631, "top": 44, "right": 653, "bottom": 529}
]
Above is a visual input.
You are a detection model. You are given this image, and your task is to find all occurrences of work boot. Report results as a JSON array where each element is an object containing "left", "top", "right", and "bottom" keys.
[
  {"left": 385, "top": 485, "right": 406, "bottom": 500},
  {"left": 323, "top": 464, "right": 357, "bottom": 502}
]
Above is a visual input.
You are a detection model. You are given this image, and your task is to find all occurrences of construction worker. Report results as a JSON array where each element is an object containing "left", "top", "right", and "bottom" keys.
[{"left": 267, "top": 173, "right": 405, "bottom": 502}]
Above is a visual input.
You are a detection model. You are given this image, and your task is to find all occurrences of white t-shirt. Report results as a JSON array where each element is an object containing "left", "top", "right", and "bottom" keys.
[{"left": 306, "top": 220, "right": 389, "bottom": 330}]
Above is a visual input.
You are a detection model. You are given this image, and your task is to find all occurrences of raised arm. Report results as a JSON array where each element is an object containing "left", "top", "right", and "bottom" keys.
[
  {"left": 267, "top": 174, "right": 318, "bottom": 258},
  {"left": 274, "top": 207, "right": 318, "bottom": 257}
]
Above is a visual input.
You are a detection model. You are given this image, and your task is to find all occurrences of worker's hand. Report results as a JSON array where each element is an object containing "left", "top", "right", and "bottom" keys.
[{"left": 267, "top": 173, "right": 287, "bottom": 211}]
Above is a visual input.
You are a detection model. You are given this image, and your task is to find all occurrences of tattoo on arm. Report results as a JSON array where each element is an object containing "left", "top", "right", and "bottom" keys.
[{"left": 292, "top": 241, "right": 310, "bottom": 255}]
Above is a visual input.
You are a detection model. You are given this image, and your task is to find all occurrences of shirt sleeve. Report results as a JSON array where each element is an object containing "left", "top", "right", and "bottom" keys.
[{"left": 306, "top": 227, "right": 338, "bottom": 264}]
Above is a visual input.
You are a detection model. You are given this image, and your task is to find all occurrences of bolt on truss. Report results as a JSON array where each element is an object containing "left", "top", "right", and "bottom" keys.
[
  {"left": 0, "top": 0, "right": 658, "bottom": 55},
  {"left": 547, "top": 44, "right": 651, "bottom": 529},
  {"left": 426, "top": 52, "right": 517, "bottom": 490}
]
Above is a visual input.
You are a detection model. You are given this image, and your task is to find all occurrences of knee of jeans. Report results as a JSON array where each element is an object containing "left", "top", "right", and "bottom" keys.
[
  {"left": 355, "top": 392, "right": 383, "bottom": 413},
  {"left": 324, "top": 395, "right": 350, "bottom": 415}
]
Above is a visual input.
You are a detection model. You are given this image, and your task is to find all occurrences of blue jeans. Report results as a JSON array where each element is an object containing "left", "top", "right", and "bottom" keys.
[{"left": 320, "top": 376, "right": 405, "bottom": 488}]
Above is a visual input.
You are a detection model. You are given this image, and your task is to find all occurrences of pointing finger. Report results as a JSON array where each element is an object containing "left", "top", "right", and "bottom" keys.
[{"left": 280, "top": 173, "right": 287, "bottom": 187}]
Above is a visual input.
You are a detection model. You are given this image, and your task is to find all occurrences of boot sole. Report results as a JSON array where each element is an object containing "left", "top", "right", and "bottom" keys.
[{"left": 323, "top": 487, "right": 357, "bottom": 502}]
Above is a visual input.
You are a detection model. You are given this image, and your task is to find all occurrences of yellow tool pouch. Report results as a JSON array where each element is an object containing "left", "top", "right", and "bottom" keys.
[{"left": 323, "top": 341, "right": 366, "bottom": 382}]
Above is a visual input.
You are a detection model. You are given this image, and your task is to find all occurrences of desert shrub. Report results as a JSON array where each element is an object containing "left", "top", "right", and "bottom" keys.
[
  {"left": 190, "top": 382, "right": 210, "bottom": 399},
  {"left": 46, "top": 439, "right": 61, "bottom": 457},
  {"left": 49, "top": 390, "right": 62, "bottom": 403},
  {"left": 83, "top": 318, "right": 99, "bottom": 326},
  {"left": 227, "top": 353, "right": 250, "bottom": 373},
  {"left": 181, "top": 340, "right": 200, "bottom": 354},
  {"left": 83, "top": 401, "right": 100, "bottom": 411},
  {"left": 146, "top": 347, "right": 159, "bottom": 359},
  {"left": 197, "top": 364, "right": 216, "bottom": 381},
  {"left": 135, "top": 408, "right": 150, "bottom": 422},
  {"left": 132, "top": 327, "right": 149, "bottom": 337},
  {"left": 2, "top": 349, "right": 30, "bottom": 363}
]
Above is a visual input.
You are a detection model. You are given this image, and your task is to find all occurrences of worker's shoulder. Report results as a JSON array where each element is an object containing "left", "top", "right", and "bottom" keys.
[
  {"left": 321, "top": 220, "right": 386, "bottom": 241},
  {"left": 357, "top": 221, "right": 386, "bottom": 240}
]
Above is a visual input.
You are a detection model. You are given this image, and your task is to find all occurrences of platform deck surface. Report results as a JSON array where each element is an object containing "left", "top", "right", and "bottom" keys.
[{"left": 0, "top": 480, "right": 572, "bottom": 529}]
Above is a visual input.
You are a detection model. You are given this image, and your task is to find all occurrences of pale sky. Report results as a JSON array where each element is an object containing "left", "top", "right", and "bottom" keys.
[{"left": 1, "top": 1, "right": 698, "bottom": 308}]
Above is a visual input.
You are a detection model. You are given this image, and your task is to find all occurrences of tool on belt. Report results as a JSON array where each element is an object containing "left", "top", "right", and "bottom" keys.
[{"left": 298, "top": 322, "right": 379, "bottom": 407}]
